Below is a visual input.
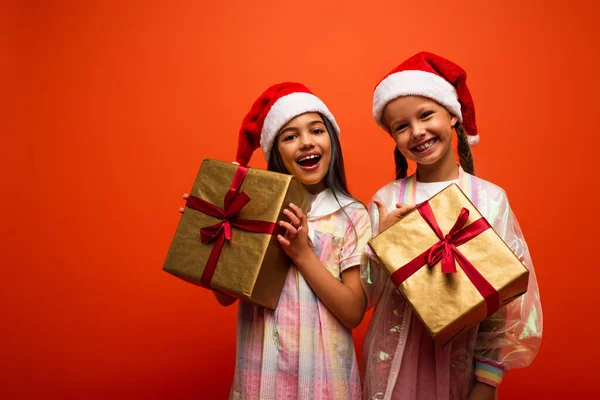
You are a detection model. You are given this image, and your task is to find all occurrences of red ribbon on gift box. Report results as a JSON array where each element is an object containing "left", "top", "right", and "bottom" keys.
[
  {"left": 185, "top": 165, "right": 279, "bottom": 288},
  {"left": 390, "top": 202, "right": 500, "bottom": 317}
]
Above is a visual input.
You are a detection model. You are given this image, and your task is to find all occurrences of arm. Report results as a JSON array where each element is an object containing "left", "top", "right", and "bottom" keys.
[
  {"left": 467, "top": 382, "right": 497, "bottom": 400},
  {"left": 361, "top": 196, "right": 416, "bottom": 310},
  {"left": 293, "top": 250, "right": 366, "bottom": 328},
  {"left": 472, "top": 191, "right": 543, "bottom": 390},
  {"left": 277, "top": 203, "right": 369, "bottom": 329}
]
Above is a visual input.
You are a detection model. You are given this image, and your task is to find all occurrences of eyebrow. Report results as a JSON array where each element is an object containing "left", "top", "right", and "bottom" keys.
[
  {"left": 389, "top": 107, "right": 434, "bottom": 129},
  {"left": 279, "top": 126, "right": 298, "bottom": 136},
  {"left": 279, "top": 120, "right": 325, "bottom": 136},
  {"left": 388, "top": 118, "right": 406, "bottom": 130}
]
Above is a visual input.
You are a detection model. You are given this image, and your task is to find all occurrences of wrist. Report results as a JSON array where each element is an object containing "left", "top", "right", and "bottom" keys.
[
  {"left": 474, "top": 381, "right": 496, "bottom": 390},
  {"left": 468, "top": 381, "right": 497, "bottom": 400},
  {"left": 292, "top": 247, "right": 316, "bottom": 268},
  {"left": 474, "top": 358, "right": 505, "bottom": 388}
]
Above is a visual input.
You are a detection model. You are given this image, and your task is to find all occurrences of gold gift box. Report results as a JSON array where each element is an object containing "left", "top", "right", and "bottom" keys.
[
  {"left": 368, "top": 184, "right": 529, "bottom": 344},
  {"left": 163, "top": 158, "right": 311, "bottom": 309}
]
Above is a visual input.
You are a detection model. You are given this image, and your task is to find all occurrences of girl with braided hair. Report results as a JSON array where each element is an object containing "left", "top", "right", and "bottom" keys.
[{"left": 360, "top": 52, "right": 542, "bottom": 400}]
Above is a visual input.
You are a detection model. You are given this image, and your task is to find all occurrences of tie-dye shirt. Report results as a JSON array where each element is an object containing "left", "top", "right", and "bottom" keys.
[{"left": 230, "top": 189, "right": 371, "bottom": 400}]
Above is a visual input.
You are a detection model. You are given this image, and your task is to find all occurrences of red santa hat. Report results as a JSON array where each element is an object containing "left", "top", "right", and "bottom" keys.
[
  {"left": 372, "top": 51, "right": 480, "bottom": 146},
  {"left": 236, "top": 82, "right": 340, "bottom": 165}
]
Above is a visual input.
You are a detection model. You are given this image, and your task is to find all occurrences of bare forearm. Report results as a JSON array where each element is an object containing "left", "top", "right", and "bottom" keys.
[
  {"left": 468, "top": 382, "right": 497, "bottom": 400},
  {"left": 294, "top": 250, "right": 366, "bottom": 328}
]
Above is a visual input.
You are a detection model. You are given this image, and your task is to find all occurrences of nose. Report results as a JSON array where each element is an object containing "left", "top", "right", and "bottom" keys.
[
  {"left": 299, "top": 132, "right": 315, "bottom": 149},
  {"left": 411, "top": 122, "right": 426, "bottom": 140}
]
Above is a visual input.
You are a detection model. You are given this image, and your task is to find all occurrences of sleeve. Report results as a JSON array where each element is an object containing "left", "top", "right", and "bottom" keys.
[
  {"left": 360, "top": 196, "right": 390, "bottom": 310},
  {"left": 339, "top": 204, "right": 372, "bottom": 273},
  {"left": 474, "top": 190, "right": 543, "bottom": 387}
]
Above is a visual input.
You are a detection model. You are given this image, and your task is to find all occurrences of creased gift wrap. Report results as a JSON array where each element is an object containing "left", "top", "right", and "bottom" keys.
[
  {"left": 163, "top": 159, "right": 311, "bottom": 309},
  {"left": 368, "top": 184, "right": 529, "bottom": 345}
]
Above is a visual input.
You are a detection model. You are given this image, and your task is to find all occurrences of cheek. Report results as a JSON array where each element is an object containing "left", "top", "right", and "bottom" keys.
[
  {"left": 393, "top": 134, "right": 409, "bottom": 149},
  {"left": 277, "top": 144, "right": 295, "bottom": 164},
  {"left": 324, "top": 143, "right": 333, "bottom": 160},
  {"left": 431, "top": 119, "right": 453, "bottom": 136},
  {"left": 319, "top": 136, "right": 332, "bottom": 157}
]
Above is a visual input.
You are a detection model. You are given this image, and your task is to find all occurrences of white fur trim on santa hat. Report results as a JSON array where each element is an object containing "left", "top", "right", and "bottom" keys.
[
  {"left": 467, "top": 134, "right": 479, "bottom": 146},
  {"left": 373, "top": 70, "right": 463, "bottom": 131},
  {"left": 260, "top": 92, "right": 340, "bottom": 161}
]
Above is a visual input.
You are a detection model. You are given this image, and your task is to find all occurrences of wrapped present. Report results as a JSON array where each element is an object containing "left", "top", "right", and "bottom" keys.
[
  {"left": 163, "top": 159, "right": 311, "bottom": 309},
  {"left": 368, "top": 184, "right": 529, "bottom": 344}
]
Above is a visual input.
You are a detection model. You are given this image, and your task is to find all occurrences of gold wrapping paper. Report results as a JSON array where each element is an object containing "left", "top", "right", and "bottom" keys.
[
  {"left": 369, "top": 184, "right": 529, "bottom": 344},
  {"left": 163, "top": 159, "right": 311, "bottom": 309}
]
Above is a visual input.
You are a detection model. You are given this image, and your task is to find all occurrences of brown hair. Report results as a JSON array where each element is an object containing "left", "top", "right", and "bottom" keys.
[
  {"left": 268, "top": 114, "right": 366, "bottom": 253},
  {"left": 267, "top": 114, "right": 350, "bottom": 198}
]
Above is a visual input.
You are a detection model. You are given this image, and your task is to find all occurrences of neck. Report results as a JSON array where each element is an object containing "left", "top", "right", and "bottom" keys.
[
  {"left": 416, "top": 150, "right": 459, "bottom": 182},
  {"left": 304, "top": 181, "right": 327, "bottom": 195}
]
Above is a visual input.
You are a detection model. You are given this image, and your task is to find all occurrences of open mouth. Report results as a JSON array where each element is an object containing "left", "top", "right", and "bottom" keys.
[
  {"left": 297, "top": 154, "right": 322, "bottom": 168},
  {"left": 411, "top": 138, "right": 438, "bottom": 154}
]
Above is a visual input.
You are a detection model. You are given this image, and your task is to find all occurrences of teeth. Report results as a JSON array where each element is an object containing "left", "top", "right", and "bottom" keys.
[
  {"left": 415, "top": 140, "right": 435, "bottom": 151},
  {"left": 298, "top": 154, "right": 320, "bottom": 162}
]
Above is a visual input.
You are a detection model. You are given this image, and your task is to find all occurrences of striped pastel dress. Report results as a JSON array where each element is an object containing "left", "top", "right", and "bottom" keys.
[{"left": 230, "top": 189, "right": 371, "bottom": 400}]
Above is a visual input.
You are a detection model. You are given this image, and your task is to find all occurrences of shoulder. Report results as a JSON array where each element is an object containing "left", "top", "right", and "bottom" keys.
[
  {"left": 469, "top": 174, "right": 509, "bottom": 201},
  {"left": 313, "top": 198, "right": 371, "bottom": 235},
  {"left": 371, "top": 178, "right": 407, "bottom": 202},
  {"left": 339, "top": 200, "right": 370, "bottom": 224},
  {"left": 467, "top": 174, "right": 514, "bottom": 225},
  {"left": 341, "top": 200, "right": 368, "bottom": 212}
]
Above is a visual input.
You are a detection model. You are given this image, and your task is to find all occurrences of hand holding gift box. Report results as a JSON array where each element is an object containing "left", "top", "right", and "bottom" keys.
[
  {"left": 163, "top": 159, "right": 311, "bottom": 309},
  {"left": 368, "top": 184, "right": 529, "bottom": 345}
]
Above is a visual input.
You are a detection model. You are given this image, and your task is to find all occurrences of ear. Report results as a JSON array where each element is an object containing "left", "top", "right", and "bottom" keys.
[{"left": 450, "top": 114, "right": 458, "bottom": 127}]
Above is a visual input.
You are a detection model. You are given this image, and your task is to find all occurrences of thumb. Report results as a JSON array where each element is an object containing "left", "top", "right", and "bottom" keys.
[
  {"left": 373, "top": 199, "right": 388, "bottom": 225},
  {"left": 395, "top": 203, "right": 416, "bottom": 217}
]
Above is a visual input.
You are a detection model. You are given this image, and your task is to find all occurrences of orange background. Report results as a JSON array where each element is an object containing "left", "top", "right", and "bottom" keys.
[{"left": 3, "top": 0, "right": 599, "bottom": 398}]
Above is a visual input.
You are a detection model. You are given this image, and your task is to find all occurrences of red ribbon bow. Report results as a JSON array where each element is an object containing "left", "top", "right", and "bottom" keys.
[
  {"left": 390, "top": 202, "right": 500, "bottom": 317},
  {"left": 185, "top": 166, "right": 278, "bottom": 288}
]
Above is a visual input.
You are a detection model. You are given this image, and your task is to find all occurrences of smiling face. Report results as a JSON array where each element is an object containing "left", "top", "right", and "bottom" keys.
[
  {"left": 383, "top": 95, "right": 458, "bottom": 170},
  {"left": 275, "top": 112, "right": 331, "bottom": 194}
]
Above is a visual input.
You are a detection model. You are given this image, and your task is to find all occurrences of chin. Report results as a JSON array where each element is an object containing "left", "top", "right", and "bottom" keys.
[
  {"left": 420, "top": 155, "right": 444, "bottom": 164},
  {"left": 299, "top": 178, "right": 322, "bottom": 187}
]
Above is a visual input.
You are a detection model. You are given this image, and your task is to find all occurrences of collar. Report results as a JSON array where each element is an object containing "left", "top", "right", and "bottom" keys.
[{"left": 307, "top": 188, "right": 356, "bottom": 220}]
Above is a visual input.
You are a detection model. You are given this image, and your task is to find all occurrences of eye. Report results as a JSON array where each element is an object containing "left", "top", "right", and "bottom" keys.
[
  {"left": 311, "top": 128, "right": 325, "bottom": 135},
  {"left": 281, "top": 133, "right": 297, "bottom": 142},
  {"left": 420, "top": 111, "right": 434, "bottom": 119},
  {"left": 394, "top": 124, "right": 408, "bottom": 133}
]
